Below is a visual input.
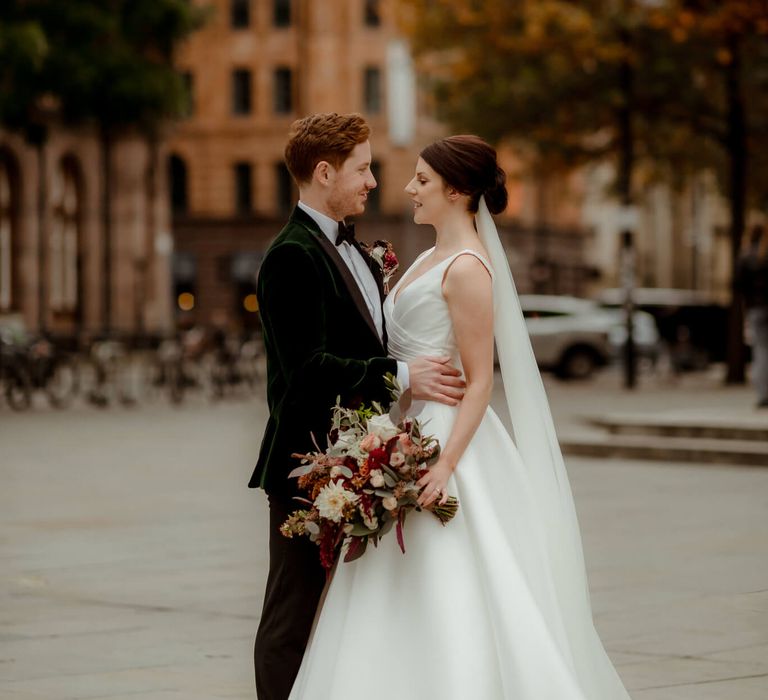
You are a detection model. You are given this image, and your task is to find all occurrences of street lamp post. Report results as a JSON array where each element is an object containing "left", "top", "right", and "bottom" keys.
[
  {"left": 617, "top": 9, "right": 638, "bottom": 390},
  {"left": 620, "top": 226, "right": 637, "bottom": 389}
]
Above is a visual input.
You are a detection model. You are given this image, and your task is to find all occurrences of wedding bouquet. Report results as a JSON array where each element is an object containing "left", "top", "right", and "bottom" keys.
[{"left": 281, "top": 375, "right": 459, "bottom": 571}]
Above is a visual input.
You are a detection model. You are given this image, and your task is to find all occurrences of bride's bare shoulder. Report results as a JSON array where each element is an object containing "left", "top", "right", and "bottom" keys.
[
  {"left": 443, "top": 249, "right": 493, "bottom": 282},
  {"left": 441, "top": 252, "right": 493, "bottom": 305}
]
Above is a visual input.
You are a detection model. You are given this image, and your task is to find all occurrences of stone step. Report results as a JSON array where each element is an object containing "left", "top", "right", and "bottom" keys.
[
  {"left": 560, "top": 433, "right": 768, "bottom": 467},
  {"left": 586, "top": 415, "right": 768, "bottom": 442}
]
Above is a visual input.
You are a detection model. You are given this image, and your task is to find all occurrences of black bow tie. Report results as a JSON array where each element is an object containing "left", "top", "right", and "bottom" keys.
[{"left": 335, "top": 221, "right": 356, "bottom": 246}]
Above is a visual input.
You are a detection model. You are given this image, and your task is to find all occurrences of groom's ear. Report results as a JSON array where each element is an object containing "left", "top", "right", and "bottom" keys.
[{"left": 314, "top": 160, "right": 334, "bottom": 186}]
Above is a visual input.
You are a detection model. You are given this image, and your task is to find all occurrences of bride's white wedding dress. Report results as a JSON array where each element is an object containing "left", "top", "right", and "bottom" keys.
[{"left": 288, "top": 247, "right": 632, "bottom": 700}]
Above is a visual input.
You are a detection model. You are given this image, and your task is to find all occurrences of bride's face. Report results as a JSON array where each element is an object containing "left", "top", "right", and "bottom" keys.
[{"left": 404, "top": 158, "right": 450, "bottom": 225}]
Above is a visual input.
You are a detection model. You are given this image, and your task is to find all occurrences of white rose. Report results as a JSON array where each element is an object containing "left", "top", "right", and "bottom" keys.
[
  {"left": 382, "top": 496, "right": 398, "bottom": 511},
  {"left": 314, "top": 480, "right": 359, "bottom": 523},
  {"left": 389, "top": 452, "right": 405, "bottom": 468},
  {"left": 367, "top": 414, "right": 400, "bottom": 441},
  {"left": 369, "top": 469, "right": 385, "bottom": 488},
  {"left": 334, "top": 431, "right": 357, "bottom": 449}
]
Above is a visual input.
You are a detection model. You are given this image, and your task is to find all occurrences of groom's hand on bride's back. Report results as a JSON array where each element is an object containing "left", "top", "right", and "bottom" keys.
[{"left": 408, "top": 356, "right": 465, "bottom": 406}]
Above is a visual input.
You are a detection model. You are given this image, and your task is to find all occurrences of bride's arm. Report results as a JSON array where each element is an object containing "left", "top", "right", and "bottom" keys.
[{"left": 417, "top": 254, "right": 494, "bottom": 507}]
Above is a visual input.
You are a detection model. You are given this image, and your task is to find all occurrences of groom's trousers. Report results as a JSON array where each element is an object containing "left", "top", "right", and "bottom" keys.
[{"left": 254, "top": 494, "right": 326, "bottom": 700}]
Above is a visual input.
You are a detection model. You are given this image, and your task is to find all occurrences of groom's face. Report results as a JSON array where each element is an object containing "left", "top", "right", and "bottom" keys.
[{"left": 326, "top": 141, "right": 377, "bottom": 220}]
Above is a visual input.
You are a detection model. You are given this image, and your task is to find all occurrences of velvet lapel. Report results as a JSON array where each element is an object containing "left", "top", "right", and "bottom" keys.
[{"left": 289, "top": 206, "right": 383, "bottom": 347}]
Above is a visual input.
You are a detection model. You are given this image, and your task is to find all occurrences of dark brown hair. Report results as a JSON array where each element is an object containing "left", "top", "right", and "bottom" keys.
[
  {"left": 284, "top": 113, "right": 371, "bottom": 184},
  {"left": 420, "top": 135, "right": 508, "bottom": 215}
]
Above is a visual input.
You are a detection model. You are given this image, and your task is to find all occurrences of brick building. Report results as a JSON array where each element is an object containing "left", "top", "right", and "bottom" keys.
[
  {"left": 0, "top": 1, "right": 598, "bottom": 346},
  {"left": 170, "top": 0, "right": 433, "bottom": 330},
  {"left": 0, "top": 126, "right": 174, "bottom": 342},
  {"left": 168, "top": 0, "right": 597, "bottom": 331}
]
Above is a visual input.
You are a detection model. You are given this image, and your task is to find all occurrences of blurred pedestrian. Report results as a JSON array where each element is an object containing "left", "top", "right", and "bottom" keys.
[{"left": 736, "top": 224, "right": 768, "bottom": 408}]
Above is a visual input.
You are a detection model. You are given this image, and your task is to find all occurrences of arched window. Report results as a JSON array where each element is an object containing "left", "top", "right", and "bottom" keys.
[
  {"left": 169, "top": 154, "right": 189, "bottom": 215},
  {"left": 50, "top": 156, "right": 82, "bottom": 312},
  {"left": 0, "top": 150, "right": 20, "bottom": 312}
]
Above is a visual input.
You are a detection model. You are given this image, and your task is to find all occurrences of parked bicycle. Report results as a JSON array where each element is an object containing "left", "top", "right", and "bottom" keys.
[
  {"left": 0, "top": 333, "right": 33, "bottom": 411},
  {"left": 81, "top": 338, "right": 138, "bottom": 408},
  {"left": 0, "top": 333, "right": 78, "bottom": 409},
  {"left": 208, "top": 332, "right": 264, "bottom": 399},
  {"left": 144, "top": 328, "right": 210, "bottom": 405}
]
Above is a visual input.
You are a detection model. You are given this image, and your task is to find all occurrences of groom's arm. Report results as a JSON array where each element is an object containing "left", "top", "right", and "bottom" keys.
[{"left": 258, "top": 242, "right": 396, "bottom": 404}]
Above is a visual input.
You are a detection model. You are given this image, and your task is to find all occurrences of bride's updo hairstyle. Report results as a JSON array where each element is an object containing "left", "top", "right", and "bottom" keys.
[{"left": 420, "top": 135, "right": 508, "bottom": 215}]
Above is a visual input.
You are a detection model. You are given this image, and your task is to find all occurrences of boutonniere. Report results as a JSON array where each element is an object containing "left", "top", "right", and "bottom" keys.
[{"left": 359, "top": 239, "right": 399, "bottom": 294}]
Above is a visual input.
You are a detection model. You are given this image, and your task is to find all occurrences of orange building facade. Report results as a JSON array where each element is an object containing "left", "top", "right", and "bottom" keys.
[
  {"left": 167, "top": 0, "right": 594, "bottom": 330},
  {"left": 0, "top": 1, "right": 596, "bottom": 344},
  {"left": 168, "top": 0, "right": 438, "bottom": 330}
]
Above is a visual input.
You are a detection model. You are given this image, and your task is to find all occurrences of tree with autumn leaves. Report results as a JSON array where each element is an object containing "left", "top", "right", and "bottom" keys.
[{"left": 397, "top": 0, "right": 768, "bottom": 383}]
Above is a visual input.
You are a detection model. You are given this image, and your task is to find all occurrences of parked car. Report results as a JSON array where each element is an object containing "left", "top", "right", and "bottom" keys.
[
  {"left": 596, "top": 307, "right": 662, "bottom": 364},
  {"left": 519, "top": 295, "right": 660, "bottom": 379},
  {"left": 595, "top": 287, "right": 727, "bottom": 369},
  {"left": 519, "top": 295, "right": 611, "bottom": 379}
]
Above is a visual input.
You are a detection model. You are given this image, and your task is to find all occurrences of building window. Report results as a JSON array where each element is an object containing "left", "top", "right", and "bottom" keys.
[
  {"left": 364, "top": 67, "right": 382, "bottom": 113},
  {"left": 364, "top": 0, "right": 381, "bottom": 26},
  {"left": 235, "top": 162, "right": 253, "bottom": 214},
  {"left": 232, "top": 69, "right": 252, "bottom": 115},
  {"left": 50, "top": 157, "right": 81, "bottom": 313},
  {"left": 231, "top": 0, "right": 250, "bottom": 28},
  {"left": 0, "top": 154, "right": 16, "bottom": 311},
  {"left": 368, "top": 160, "right": 381, "bottom": 213},
  {"left": 275, "top": 162, "right": 295, "bottom": 214},
  {"left": 181, "top": 71, "right": 194, "bottom": 117},
  {"left": 274, "top": 0, "right": 291, "bottom": 27},
  {"left": 274, "top": 67, "right": 293, "bottom": 114},
  {"left": 169, "top": 154, "right": 189, "bottom": 215}
]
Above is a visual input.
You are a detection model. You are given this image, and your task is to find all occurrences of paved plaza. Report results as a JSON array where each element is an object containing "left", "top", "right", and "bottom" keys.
[{"left": 1, "top": 373, "right": 767, "bottom": 699}]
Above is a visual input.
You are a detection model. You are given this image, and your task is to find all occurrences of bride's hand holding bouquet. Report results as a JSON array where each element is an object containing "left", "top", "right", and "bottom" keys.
[{"left": 416, "top": 457, "right": 455, "bottom": 508}]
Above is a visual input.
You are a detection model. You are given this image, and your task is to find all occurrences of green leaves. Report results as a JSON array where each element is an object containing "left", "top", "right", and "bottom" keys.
[{"left": 0, "top": 0, "right": 207, "bottom": 135}]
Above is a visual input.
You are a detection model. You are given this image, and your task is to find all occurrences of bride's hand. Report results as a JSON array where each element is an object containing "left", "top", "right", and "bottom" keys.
[{"left": 416, "top": 460, "right": 454, "bottom": 508}]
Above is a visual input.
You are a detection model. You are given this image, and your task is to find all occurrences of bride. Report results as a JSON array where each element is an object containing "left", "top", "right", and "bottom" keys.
[{"left": 288, "top": 135, "right": 633, "bottom": 700}]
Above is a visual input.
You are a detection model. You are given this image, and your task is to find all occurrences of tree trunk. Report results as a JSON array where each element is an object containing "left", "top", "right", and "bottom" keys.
[{"left": 724, "top": 35, "right": 748, "bottom": 385}]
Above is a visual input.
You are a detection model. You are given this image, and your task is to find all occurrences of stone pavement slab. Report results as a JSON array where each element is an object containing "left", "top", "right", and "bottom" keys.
[{"left": 2, "top": 379, "right": 767, "bottom": 699}]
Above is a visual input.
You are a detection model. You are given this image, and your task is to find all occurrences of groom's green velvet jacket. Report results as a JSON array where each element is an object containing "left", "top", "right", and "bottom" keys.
[{"left": 249, "top": 206, "right": 397, "bottom": 497}]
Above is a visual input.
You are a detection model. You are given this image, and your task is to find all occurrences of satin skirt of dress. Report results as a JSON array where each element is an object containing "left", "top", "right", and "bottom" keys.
[{"left": 288, "top": 400, "right": 631, "bottom": 700}]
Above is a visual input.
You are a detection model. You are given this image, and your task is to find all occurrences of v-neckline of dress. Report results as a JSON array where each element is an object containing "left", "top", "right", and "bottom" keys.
[
  {"left": 392, "top": 247, "right": 491, "bottom": 307},
  {"left": 392, "top": 248, "right": 450, "bottom": 307}
]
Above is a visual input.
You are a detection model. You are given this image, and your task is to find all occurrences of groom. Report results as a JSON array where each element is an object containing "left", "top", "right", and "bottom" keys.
[{"left": 250, "top": 112, "right": 465, "bottom": 700}]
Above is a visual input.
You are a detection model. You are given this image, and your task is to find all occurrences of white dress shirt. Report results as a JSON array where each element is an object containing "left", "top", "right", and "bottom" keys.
[{"left": 298, "top": 201, "right": 409, "bottom": 389}]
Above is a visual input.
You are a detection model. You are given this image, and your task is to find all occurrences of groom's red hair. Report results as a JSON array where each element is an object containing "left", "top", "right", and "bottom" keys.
[{"left": 284, "top": 113, "right": 370, "bottom": 184}]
